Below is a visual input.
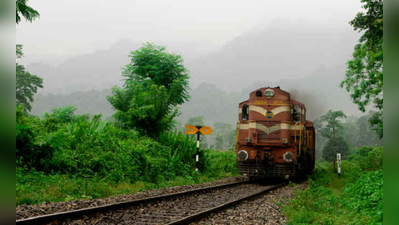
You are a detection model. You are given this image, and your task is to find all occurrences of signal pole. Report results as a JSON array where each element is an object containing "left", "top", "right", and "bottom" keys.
[
  {"left": 196, "top": 131, "right": 200, "bottom": 172},
  {"left": 184, "top": 125, "right": 213, "bottom": 173}
]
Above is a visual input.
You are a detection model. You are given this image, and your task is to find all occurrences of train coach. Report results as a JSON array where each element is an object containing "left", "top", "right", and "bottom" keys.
[{"left": 235, "top": 87, "right": 315, "bottom": 179}]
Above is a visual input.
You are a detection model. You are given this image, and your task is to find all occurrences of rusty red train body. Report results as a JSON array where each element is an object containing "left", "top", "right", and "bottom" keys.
[{"left": 235, "top": 87, "right": 315, "bottom": 179}]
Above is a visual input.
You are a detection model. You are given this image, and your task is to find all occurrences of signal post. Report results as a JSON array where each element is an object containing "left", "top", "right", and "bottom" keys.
[{"left": 185, "top": 125, "right": 213, "bottom": 172}]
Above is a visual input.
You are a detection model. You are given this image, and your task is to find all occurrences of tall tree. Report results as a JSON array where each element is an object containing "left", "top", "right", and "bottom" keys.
[
  {"left": 16, "top": 1, "right": 43, "bottom": 112},
  {"left": 322, "top": 136, "right": 350, "bottom": 162},
  {"left": 341, "top": 0, "right": 383, "bottom": 138},
  {"left": 319, "top": 110, "right": 347, "bottom": 138},
  {"left": 16, "top": 0, "right": 40, "bottom": 24},
  {"left": 107, "top": 43, "right": 190, "bottom": 137},
  {"left": 16, "top": 45, "right": 43, "bottom": 112},
  {"left": 213, "top": 122, "right": 234, "bottom": 150}
]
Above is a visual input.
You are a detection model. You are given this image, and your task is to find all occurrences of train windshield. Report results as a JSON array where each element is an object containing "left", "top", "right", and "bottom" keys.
[
  {"left": 293, "top": 105, "right": 302, "bottom": 123},
  {"left": 242, "top": 104, "right": 249, "bottom": 121}
]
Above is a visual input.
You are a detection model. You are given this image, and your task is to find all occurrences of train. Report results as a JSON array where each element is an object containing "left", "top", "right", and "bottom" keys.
[{"left": 235, "top": 87, "right": 315, "bottom": 179}]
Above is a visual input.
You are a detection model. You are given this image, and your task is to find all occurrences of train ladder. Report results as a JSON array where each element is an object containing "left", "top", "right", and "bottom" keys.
[{"left": 294, "top": 122, "right": 302, "bottom": 156}]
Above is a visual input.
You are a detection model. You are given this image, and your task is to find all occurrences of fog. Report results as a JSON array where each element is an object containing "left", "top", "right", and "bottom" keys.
[
  {"left": 17, "top": 0, "right": 361, "bottom": 64},
  {"left": 17, "top": 0, "right": 368, "bottom": 124}
]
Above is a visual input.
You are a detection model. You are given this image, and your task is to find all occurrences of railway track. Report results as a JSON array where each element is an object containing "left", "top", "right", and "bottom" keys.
[{"left": 16, "top": 180, "right": 286, "bottom": 225}]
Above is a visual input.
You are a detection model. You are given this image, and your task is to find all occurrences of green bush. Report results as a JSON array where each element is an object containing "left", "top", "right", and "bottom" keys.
[
  {"left": 158, "top": 130, "right": 197, "bottom": 167},
  {"left": 202, "top": 149, "right": 237, "bottom": 177},
  {"left": 283, "top": 146, "right": 383, "bottom": 225},
  {"left": 16, "top": 106, "right": 238, "bottom": 206}
]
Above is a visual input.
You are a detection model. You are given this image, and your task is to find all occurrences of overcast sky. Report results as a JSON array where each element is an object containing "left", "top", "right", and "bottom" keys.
[{"left": 16, "top": 0, "right": 362, "bottom": 61}]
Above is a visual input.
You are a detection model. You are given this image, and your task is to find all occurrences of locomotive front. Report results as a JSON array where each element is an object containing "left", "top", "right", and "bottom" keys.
[{"left": 235, "top": 87, "right": 315, "bottom": 179}]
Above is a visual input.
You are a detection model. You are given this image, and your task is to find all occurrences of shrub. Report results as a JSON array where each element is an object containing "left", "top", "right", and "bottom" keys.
[
  {"left": 16, "top": 106, "right": 238, "bottom": 206},
  {"left": 283, "top": 146, "right": 383, "bottom": 224},
  {"left": 322, "top": 136, "right": 350, "bottom": 162},
  {"left": 202, "top": 150, "right": 237, "bottom": 177}
]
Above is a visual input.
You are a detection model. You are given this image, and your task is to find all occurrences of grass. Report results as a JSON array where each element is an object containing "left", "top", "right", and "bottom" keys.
[
  {"left": 16, "top": 168, "right": 234, "bottom": 206},
  {"left": 282, "top": 150, "right": 383, "bottom": 225}
]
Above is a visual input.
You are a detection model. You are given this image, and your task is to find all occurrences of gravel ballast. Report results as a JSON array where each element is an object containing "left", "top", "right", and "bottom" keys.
[
  {"left": 190, "top": 181, "right": 308, "bottom": 225},
  {"left": 64, "top": 183, "right": 272, "bottom": 225},
  {"left": 16, "top": 177, "right": 240, "bottom": 220}
]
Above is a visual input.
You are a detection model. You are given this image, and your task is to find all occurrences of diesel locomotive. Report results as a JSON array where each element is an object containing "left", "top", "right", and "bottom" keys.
[{"left": 235, "top": 87, "right": 315, "bottom": 179}]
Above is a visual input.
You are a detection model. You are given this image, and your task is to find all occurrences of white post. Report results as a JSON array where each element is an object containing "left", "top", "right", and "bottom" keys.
[
  {"left": 195, "top": 133, "right": 200, "bottom": 172},
  {"left": 337, "top": 153, "right": 341, "bottom": 176}
]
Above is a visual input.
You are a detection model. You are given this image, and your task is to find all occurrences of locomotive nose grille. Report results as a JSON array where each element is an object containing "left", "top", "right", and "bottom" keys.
[{"left": 257, "top": 121, "right": 281, "bottom": 142}]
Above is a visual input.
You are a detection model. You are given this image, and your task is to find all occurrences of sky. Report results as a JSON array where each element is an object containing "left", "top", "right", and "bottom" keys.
[{"left": 16, "top": 0, "right": 362, "bottom": 64}]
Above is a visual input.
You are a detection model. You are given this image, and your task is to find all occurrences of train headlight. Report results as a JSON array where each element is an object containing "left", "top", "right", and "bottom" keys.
[
  {"left": 283, "top": 151, "right": 294, "bottom": 163},
  {"left": 264, "top": 89, "right": 275, "bottom": 98},
  {"left": 237, "top": 150, "right": 249, "bottom": 162}
]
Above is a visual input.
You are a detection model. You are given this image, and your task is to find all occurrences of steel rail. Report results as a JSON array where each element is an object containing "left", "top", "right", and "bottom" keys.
[
  {"left": 166, "top": 182, "right": 287, "bottom": 225},
  {"left": 16, "top": 180, "right": 248, "bottom": 225}
]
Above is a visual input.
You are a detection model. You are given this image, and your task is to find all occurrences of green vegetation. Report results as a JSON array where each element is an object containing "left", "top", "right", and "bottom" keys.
[
  {"left": 107, "top": 43, "right": 190, "bottom": 138},
  {"left": 283, "top": 146, "right": 383, "bottom": 224},
  {"left": 322, "top": 136, "right": 350, "bottom": 162},
  {"left": 16, "top": 45, "right": 43, "bottom": 112},
  {"left": 284, "top": 1, "right": 383, "bottom": 222},
  {"left": 16, "top": 0, "right": 43, "bottom": 114},
  {"left": 341, "top": 0, "right": 383, "bottom": 138},
  {"left": 16, "top": 0, "right": 40, "bottom": 24},
  {"left": 317, "top": 110, "right": 346, "bottom": 139},
  {"left": 315, "top": 110, "right": 350, "bottom": 162},
  {"left": 16, "top": 105, "right": 237, "bottom": 206}
]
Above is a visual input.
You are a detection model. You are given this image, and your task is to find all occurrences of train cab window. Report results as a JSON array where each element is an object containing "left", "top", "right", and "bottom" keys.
[
  {"left": 255, "top": 91, "right": 262, "bottom": 97},
  {"left": 242, "top": 104, "right": 249, "bottom": 121},
  {"left": 293, "top": 105, "right": 302, "bottom": 123},
  {"left": 304, "top": 108, "right": 306, "bottom": 121}
]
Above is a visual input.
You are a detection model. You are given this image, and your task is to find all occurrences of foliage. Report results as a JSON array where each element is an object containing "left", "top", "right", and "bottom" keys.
[
  {"left": 315, "top": 111, "right": 381, "bottom": 157},
  {"left": 16, "top": 167, "right": 231, "bottom": 206},
  {"left": 347, "top": 146, "right": 383, "bottom": 171},
  {"left": 16, "top": 106, "right": 237, "bottom": 206},
  {"left": 318, "top": 110, "right": 347, "bottom": 138},
  {"left": 108, "top": 81, "right": 177, "bottom": 137},
  {"left": 283, "top": 147, "right": 383, "bottom": 225},
  {"left": 16, "top": 45, "right": 44, "bottom": 112},
  {"left": 213, "top": 122, "right": 235, "bottom": 150},
  {"left": 123, "top": 43, "right": 190, "bottom": 105},
  {"left": 201, "top": 149, "right": 237, "bottom": 177},
  {"left": 107, "top": 43, "right": 190, "bottom": 137},
  {"left": 322, "top": 136, "right": 350, "bottom": 162},
  {"left": 158, "top": 130, "right": 199, "bottom": 171},
  {"left": 341, "top": 0, "right": 383, "bottom": 138},
  {"left": 16, "top": 44, "right": 24, "bottom": 59},
  {"left": 16, "top": 104, "right": 51, "bottom": 171},
  {"left": 16, "top": 0, "right": 40, "bottom": 24},
  {"left": 343, "top": 112, "right": 382, "bottom": 149}
]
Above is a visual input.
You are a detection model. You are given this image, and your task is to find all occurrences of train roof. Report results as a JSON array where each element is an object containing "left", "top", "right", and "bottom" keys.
[{"left": 239, "top": 86, "right": 306, "bottom": 108}]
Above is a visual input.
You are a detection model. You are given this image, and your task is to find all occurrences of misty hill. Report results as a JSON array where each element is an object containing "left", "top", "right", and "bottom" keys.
[
  {"left": 26, "top": 19, "right": 360, "bottom": 95},
  {"left": 26, "top": 40, "right": 214, "bottom": 94},
  {"left": 187, "top": 19, "right": 360, "bottom": 90},
  {"left": 29, "top": 19, "right": 362, "bottom": 125},
  {"left": 26, "top": 39, "right": 139, "bottom": 94},
  {"left": 31, "top": 63, "right": 361, "bottom": 127}
]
